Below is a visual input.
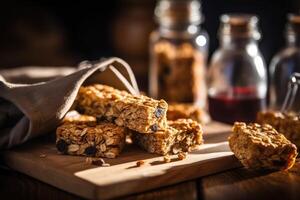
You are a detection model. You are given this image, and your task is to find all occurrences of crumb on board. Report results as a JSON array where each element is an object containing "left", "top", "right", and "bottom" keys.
[
  {"left": 39, "top": 154, "right": 47, "bottom": 158},
  {"left": 102, "top": 163, "right": 110, "bottom": 167},
  {"left": 163, "top": 155, "right": 171, "bottom": 163},
  {"left": 177, "top": 152, "right": 187, "bottom": 160},
  {"left": 136, "top": 160, "right": 146, "bottom": 167},
  {"left": 85, "top": 157, "right": 108, "bottom": 166}
]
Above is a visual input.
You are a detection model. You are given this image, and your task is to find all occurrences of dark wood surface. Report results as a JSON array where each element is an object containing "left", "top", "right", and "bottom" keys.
[
  {"left": 199, "top": 159, "right": 300, "bottom": 200},
  {"left": 1, "top": 122, "right": 299, "bottom": 199},
  {"left": 1, "top": 159, "right": 299, "bottom": 200},
  {"left": 0, "top": 122, "right": 241, "bottom": 200}
]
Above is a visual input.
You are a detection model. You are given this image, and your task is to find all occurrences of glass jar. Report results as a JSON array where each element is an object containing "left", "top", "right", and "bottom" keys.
[
  {"left": 208, "top": 14, "right": 267, "bottom": 124},
  {"left": 270, "top": 14, "right": 300, "bottom": 111},
  {"left": 149, "top": 0, "right": 208, "bottom": 108}
]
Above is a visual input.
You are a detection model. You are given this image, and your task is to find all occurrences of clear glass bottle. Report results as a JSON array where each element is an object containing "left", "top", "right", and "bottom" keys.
[
  {"left": 208, "top": 14, "right": 267, "bottom": 124},
  {"left": 270, "top": 14, "right": 300, "bottom": 111},
  {"left": 149, "top": 0, "right": 208, "bottom": 108}
]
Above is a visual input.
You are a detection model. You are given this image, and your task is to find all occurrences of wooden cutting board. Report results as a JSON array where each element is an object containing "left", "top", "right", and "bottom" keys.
[{"left": 1, "top": 122, "right": 241, "bottom": 200}]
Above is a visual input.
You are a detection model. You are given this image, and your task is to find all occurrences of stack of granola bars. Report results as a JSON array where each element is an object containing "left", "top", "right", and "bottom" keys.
[{"left": 56, "top": 84, "right": 204, "bottom": 158}]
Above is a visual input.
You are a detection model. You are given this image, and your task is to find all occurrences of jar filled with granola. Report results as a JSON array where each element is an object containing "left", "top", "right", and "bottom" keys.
[{"left": 149, "top": 0, "right": 208, "bottom": 108}]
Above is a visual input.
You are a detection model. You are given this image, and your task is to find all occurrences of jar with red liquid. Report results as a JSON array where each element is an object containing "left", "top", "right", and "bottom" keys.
[{"left": 208, "top": 14, "right": 267, "bottom": 124}]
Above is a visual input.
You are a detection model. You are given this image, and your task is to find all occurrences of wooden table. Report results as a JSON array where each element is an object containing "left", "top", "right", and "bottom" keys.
[
  {"left": 0, "top": 121, "right": 300, "bottom": 200},
  {"left": 1, "top": 159, "right": 299, "bottom": 200}
]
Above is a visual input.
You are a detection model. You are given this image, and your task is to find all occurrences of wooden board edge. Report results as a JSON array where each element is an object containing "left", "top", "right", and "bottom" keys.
[{"left": 1, "top": 152, "right": 97, "bottom": 200}]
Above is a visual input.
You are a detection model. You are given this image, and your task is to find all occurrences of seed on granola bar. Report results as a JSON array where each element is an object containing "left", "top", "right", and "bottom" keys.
[
  {"left": 68, "top": 144, "right": 80, "bottom": 152},
  {"left": 136, "top": 160, "right": 146, "bottom": 167},
  {"left": 56, "top": 139, "right": 69, "bottom": 154},
  {"left": 84, "top": 146, "right": 97, "bottom": 156},
  {"left": 229, "top": 122, "right": 298, "bottom": 170},
  {"left": 172, "top": 146, "right": 182, "bottom": 154},
  {"left": 63, "top": 111, "right": 96, "bottom": 124}
]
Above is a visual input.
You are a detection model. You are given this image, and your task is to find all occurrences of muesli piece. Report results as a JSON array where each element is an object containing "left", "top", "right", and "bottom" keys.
[
  {"left": 132, "top": 119, "right": 203, "bottom": 155},
  {"left": 229, "top": 122, "right": 297, "bottom": 170},
  {"left": 56, "top": 121, "right": 128, "bottom": 158}
]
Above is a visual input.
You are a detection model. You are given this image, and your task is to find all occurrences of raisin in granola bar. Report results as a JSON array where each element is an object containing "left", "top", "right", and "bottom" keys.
[
  {"left": 167, "top": 103, "right": 210, "bottom": 123},
  {"left": 132, "top": 119, "right": 203, "bottom": 155},
  {"left": 257, "top": 111, "right": 300, "bottom": 149},
  {"left": 229, "top": 122, "right": 297, "bottom": 170},
  {"left": 76, "top": 84, "right": 168, "bottom": 133},
  {"left": 56, "top": 121, "right": 128, "bottom": 158}
]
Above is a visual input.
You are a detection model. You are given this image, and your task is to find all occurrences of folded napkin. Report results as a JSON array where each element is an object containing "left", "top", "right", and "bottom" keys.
[{"left": 0, "top": 57, "right": 139, "bottom": 149}]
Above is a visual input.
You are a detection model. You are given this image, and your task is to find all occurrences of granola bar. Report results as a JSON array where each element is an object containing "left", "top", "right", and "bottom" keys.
[
  {"left": 56, "top": 121, "right": 128, "bottom": 158},
  {"left": 167, "top": 103, "right": 210, "bottom": 124},
  {"left": 132, "top": 119, "right": 203, "bottom": 155},
  {"left": 76, "top": 84, "right": 168, "bottom": 133},
  {"left": 62, "top": 111, "right": 96, "bottom": 124},
  {"left": 229, "top": 122, "right": 297, "bottom": 170},
  {"left": 257, "top": 111, "right": 300, "bottom": 149}
]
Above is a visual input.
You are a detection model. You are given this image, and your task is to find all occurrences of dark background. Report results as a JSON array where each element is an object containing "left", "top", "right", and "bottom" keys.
[{"left": 0, "top": 0, "right": 299, "bottom": 90}]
